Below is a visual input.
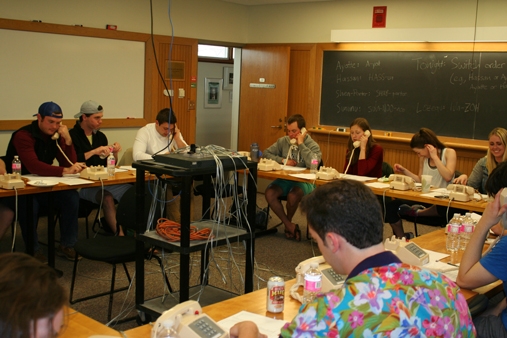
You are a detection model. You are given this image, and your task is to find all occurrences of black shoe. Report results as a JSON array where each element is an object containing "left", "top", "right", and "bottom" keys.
[{"left": 403, "top": 232, "right": 415, "bottom": 240}]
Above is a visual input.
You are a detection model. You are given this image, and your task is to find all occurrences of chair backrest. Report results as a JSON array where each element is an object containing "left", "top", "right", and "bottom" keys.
[
  {"left": 116, "top": 183, "right": 163, "bottom": 232},
  {"left": 118, "top": 147, "right": 133, "bottom": 166},
  {"left": 382, "top": 162, "right": 394, "bottom": 177}
]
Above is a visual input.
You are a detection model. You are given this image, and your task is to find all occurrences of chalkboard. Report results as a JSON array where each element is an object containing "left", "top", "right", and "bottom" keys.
[{"left": 320, "top": 51, "right": 507, "bottom": 140}]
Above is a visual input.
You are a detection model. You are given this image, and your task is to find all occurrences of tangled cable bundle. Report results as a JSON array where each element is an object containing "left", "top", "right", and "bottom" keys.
[{"left": 156, "top": 218, "right": 214, "bottom": 242}]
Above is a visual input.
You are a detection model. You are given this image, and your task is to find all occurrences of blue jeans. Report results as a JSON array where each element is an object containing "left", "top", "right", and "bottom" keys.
[{"left": 16, "top": 190, "right": 79, "bottom": 251}]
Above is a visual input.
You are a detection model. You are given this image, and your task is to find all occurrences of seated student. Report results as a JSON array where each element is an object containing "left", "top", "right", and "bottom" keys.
[
  {"left": 231, "top": 180, "right": 476, "bottom": 337},
  {"left": 0, "top": 252, "right": 67, "bottom": 337},
  {"left": 3, "top": 102, "right": 85, "bottom": 260},
  {"left": 263, "top": 114, "right": 321, "bottom": 241},
  {"left": 343, "top": 117, "right": 383, "bottom": 177},
  {"left": 69, "top": 100, "right": 131, "bottom": 236},
  {"left": 457, "top": 160, "right": 507, "bottom": 338},
  {"left": 133, "top": 108, "right": 188, "bottom": 223},
  {"left": 454, "top": 127, "right": 507, "bottom": 194},
  {"left": 384, "top": 128, "right": 457, "bottom": 238}
]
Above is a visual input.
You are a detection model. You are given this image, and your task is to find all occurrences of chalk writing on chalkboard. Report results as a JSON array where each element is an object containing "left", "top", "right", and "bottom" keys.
[{"left": 320, "top": 51, "right": 507, "bottom": 140}]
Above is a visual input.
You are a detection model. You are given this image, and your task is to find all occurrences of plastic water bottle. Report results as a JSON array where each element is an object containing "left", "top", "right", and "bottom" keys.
[
  {"left": 250, "top": 142, "right": 259, "bottom": 162},
  {"left": 302, "top": 263, "right": 322, "bottom": 304},
  {"left": 107, "top": 152, "right": 115, "bottom": 177},
  {"left": 460, "top": 213, "right": 475, "bottom": 251},
  {"left": 155, "top": 320, "right": 180, "bottom": 338},
  {"left": 310, "top": 155, "right": 319, "bottom": 174},
  {"left": 446, "top": 213, "right": 461, "bottom": 253},
  {"left": 12, "top": 156, "right": 21, "bottom": 175}
]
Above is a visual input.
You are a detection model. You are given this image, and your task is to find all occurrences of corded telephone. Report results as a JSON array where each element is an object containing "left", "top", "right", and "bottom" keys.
[
  {"left": 384, "top": 236, "right": 429, "bottom": 266},
  {"left": 344, "top": 130, "right": 371, "bottom": 175},
  {"left": 151, "top": 300, "right": 228, "bottom": 338},
  {"left": 389, "top": 174, "right": 415, "bottom": 191},
  {"left": 352, "top": 129, "right": 370, "bottom": 148},
  {"left": 51, "top": 132, "right": 60, "bottom": 140},
  {"left": 446, "top": 184, "right": 475, "bottom": 202},
  {"left": 290, "top": 127, "right": 307, "bottom": 145},
  {"left": 258, "top": 158, "right": 282, "bottom": 171},
  {"left": 0, "top": 173, "right": 25, "bottom": 189},
  {"left": 80, "top": 165, "right": 108, "bottom": 180},
  {"left": 316, "top": 166, "right": 341, "bottom": 180},
  {"left": 291, "top": 255, "right": 346, "bottom": 303}
]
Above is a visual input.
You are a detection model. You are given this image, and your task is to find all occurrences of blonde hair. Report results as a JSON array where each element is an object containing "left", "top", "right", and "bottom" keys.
[{"left": 486, "top": 127, "right": 507, "bottom": 174}]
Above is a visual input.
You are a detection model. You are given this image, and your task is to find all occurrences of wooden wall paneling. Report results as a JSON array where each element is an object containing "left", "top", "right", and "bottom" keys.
[
  {"left": 238, "top": 46, "right": 290, "bottom": 152},
  {"left": 150, "top": 35, "right": 198, "bottom": 143}
]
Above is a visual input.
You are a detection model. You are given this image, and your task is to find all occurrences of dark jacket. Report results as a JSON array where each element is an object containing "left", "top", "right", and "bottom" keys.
[{"left": 69, "top": 120, "right": 109, "bottom": 167}]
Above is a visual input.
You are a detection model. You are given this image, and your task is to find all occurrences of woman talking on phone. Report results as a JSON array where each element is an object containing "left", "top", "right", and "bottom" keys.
[
  {"left": 385, "top": 128, "right": 457, "bottom": 238},
  {"left": 343, "top": 118, "right": 383, "bottom": 177}
]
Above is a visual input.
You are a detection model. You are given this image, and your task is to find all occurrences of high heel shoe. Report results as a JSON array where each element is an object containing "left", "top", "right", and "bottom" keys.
[{"left": 284, "top": 224, "right": 301, "bottom": 242}]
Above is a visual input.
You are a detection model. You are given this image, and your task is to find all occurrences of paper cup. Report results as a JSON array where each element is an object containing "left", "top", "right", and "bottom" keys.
[{"left": 421, "top": 175, "right": 432, "bottom": 193}]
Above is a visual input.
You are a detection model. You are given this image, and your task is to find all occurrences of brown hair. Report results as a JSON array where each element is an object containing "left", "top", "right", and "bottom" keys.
[
  {"left": 410, "top": 128, "right": 445, "bottom": 150},
  {"left": 346, "top": 117, "right": 376, "bottom": 165},
  {"left": 0, "top": 253, "right": 67, "bottom": 337}
]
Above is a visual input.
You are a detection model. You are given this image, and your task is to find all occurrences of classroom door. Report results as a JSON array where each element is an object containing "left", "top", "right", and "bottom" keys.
[{"left": 238, "top": 46, "right": 290, "bottom": 153}]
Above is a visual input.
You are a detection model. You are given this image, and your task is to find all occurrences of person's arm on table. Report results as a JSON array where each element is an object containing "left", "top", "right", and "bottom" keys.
[
  {"left": 393, "top": 162, "right": 419, "bottom": 182},
  {"left": 457, "top": 190, "right": 507, "bottom": 289},
  {"left": 229, "top": 321, "right": 267, "bottom": 338}
]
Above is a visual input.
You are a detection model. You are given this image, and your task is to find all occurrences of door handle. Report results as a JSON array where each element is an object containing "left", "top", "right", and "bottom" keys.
[{"left": 271, "top": 125, "right": 282, "bottom": 129}]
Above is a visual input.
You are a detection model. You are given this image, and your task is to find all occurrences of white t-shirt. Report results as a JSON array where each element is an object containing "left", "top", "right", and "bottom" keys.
[{"left": 132, "top": 122, "right": 186, "bottom": 161}]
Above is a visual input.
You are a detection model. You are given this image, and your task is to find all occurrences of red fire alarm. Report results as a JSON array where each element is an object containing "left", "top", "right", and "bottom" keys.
[
  {"left": 372, "top": 6, "right": 387, "bottom": 28},
  {"left": 106, "top": 24, "right": 117, "bottom": 30}
]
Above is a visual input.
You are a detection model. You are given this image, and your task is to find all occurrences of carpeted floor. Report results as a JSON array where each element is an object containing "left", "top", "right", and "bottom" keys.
[{"left": 0, "top": 191, "right": 445, "bottom": 333}]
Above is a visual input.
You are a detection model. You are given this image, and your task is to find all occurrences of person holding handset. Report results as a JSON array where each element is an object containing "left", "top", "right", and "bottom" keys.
[
  {"left": 343, "top": 117, "right": 383, "bottom": 177},
  {"left": 384, "top": 128, "right": 457, "bottom": 238},
  {"left": 263, "top": 114, "right": 322, "bottom": 241}
]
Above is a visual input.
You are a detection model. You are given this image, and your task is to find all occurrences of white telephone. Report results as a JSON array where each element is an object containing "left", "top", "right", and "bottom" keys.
[
  {"left": 258, "top": 158, "right": 282, "bottom": 171},
  {"left": 152, "top": 300, "right": 228, "bottom": 338},
  {"left": 51, "top": 132, "right": 60, "bottom": 140},
  {"left": 446, "top": 184, "right": 475, "bottom": 202},
  {"left": 290, "top": 127, "right": 307, "bottom": 145},
  {"left": 352, "top": 129, "right": 370, "bottom": 148},
  {"left": 291, "top": 255, "right": 346, "bottom": 303},
  {"left": 316, "top": 166, "right": 341, "bottom": 180},
  {"left": 389, "top": 174, "right": 415, "bottom": 191},
  {"left": 0, "top": 173, "right": 25, "bottom": 189},
  {"left": 384, "top": 236, "right": 429, "bottom": 266},
  {"left": 80, "top": 165, "right": 108, "bottom": 180}
]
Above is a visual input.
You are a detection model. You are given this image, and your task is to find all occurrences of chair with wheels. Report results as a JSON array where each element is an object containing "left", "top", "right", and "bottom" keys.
[{"left": 69, "top": 184, "right": 172, "bottom": 322}]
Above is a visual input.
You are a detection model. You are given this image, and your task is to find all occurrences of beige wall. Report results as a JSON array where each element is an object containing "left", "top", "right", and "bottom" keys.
[{"left": 2, "top": 0, "right": 506, "bottom": 45}]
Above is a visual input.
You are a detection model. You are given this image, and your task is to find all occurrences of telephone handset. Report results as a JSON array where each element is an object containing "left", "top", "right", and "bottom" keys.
[
  {"left": 290, "top": 127, "right": 308, "bottom": 145},
  {"left": 51, "top": 132, "right": 60, "bottom": 140},
  {"left": 291, "top": 255, "right": 346, "bottom": 303},
  {"left": 353, "top": 130, "right": 371, "bottom": 148},
  {"left": 384, "top": 236, "right": 429, "bottom": 266},
  {"left": 151, "top": 300, "right": 228, "bottom": 338},
  {"left": 446, "top": 184, "right": 475, "bottom": 202},
  {"left": 389, "top": 174, "right": 415, "bottom": 191}
]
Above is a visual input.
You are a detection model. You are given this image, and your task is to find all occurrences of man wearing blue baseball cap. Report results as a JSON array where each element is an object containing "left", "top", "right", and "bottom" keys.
[{"left": 3, "top": 101, "right": 85, "bottom": 261}]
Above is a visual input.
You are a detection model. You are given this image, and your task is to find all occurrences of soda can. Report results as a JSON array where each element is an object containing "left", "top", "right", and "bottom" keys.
[{"left": 267, "top": 276, "right": 285, "bottom": 313}]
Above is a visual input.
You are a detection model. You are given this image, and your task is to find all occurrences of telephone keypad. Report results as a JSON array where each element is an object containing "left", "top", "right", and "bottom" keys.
[
  {"left": 405, "top": 243, "right": 426, "bottom": 258},
  {"left": 322, "top": 267, "right": 346, "bottom": 286},
  {"left": 189, "top": 316, "right": 225, "bottom": 338}
]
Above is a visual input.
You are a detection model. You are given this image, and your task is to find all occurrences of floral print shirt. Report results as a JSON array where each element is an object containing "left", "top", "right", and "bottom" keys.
[{"left": 280, "top": 258, "right": 476, "bottom": 337}]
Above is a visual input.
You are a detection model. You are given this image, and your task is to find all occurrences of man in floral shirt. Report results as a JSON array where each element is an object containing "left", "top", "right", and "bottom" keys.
[{"left": 230, "top": 180, "right": 476, "bottom": 338}]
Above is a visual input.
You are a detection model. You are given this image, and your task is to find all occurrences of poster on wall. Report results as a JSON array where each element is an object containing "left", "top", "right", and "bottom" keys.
[{"left": 204, "top": 78, "right": 223, "bottom": 108}]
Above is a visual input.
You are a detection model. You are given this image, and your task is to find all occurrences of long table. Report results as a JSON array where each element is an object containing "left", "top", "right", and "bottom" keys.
[
  {"left": 123, "top": 227, "right": 501, "bottom": 337},
  {"left": 257, "top": 169, "right": 488, "bottom": 213},
  {"left": 0, "top": 170, "right": 139, "bottom": 267}
]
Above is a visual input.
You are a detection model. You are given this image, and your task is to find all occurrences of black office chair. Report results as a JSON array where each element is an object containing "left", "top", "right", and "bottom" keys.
[{"left": 69, "top": 184, "right": 172, "bottom": 322}]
